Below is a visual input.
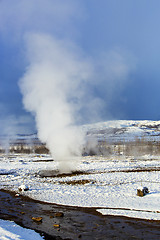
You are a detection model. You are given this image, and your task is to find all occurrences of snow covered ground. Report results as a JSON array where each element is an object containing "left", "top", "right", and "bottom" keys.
[
  {"left": 0, "top": 120, "right": 160, "bottom": 225},
  {"left": 83, "top": 119, "right": 160, "bottom": 142},
  {"left": 0, "top": 153, "right": 160, "bottom": 220},
  {"left": 0, "top": 219, "right": 43, "bottom": 240}
]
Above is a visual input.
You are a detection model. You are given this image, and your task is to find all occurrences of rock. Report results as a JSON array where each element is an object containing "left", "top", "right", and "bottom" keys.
[
  {"left": 143, "top": 187, "right": 149, "bottom": 194},
  {"left": 15, "top": 193, "right": 20, "bottom": 197},
  {"left": 54, "top": 212, "right": 64, "bottom": 217},
  {"left": 53, "top": 224, "right": 60, "bottom": 228},
  {"left": 18, "top": 185, "right": 29, "bottom": 191},
  {"left": 32, "top": 217, "right": 43, "bottom": 223},
  {"left": 137, "top": 189, "right": 144, "bottom": 197},
  {"left": 137, "top": 186, "right": 149, "bottom": 197}
]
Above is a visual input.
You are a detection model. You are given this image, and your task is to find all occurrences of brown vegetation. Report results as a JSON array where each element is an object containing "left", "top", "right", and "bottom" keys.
[
  {"left": 1, "top": 136, "right": 160, "bottom": 157},
  {"left": 58, "top": 179, "right": 96, "bottom": 185},
  {"left": 83, "top": 137, "right": 160, "bottom": 157}
]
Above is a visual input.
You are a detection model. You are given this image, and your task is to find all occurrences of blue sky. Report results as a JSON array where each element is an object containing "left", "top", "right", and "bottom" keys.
[{"left": 1, "top": 0, "right": 160, "bottom": 133}]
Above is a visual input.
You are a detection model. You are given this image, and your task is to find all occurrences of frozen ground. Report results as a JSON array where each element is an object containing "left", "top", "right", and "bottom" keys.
[
  {"left": 0, "top": 219, "right": 43, "bottom": 240},
  {"left": 0, "top": 152, "right": 160, "bottom": 220}
]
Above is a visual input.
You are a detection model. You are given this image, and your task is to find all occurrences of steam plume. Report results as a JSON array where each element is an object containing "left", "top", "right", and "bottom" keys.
[
  {"left": 19, "top": 33, "right": 135, "bottom": 172},
  {"left": 19, "top": 33, "right": 92, "bottom": 172}
]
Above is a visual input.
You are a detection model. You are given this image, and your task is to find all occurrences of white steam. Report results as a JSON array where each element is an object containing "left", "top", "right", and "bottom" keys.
[
  {"left": 19, "top": 33, "right": 135, "bottom": 172},
  {"left": 19, "top": 33, "right": 93, "bottom": 172}
]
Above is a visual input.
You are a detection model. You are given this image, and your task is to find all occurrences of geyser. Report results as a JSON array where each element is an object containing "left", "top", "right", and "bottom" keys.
[{"left": 19, "top": 33, "right": 92, "bottom": 173}]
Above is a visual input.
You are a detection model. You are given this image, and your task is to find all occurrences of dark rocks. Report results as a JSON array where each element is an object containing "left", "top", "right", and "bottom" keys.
[
  {"left": 18, "top": 185, "right": 29, "bottom": 191},
  {"left": 137, "top": 187, "right": 149, "bottom": 197}
]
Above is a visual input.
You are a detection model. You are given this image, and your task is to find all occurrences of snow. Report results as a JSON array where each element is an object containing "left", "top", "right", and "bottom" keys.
[
  {"left": 83, "top": 119, "right": 160, "bottom": 142},
  {"left": 0, "top": 120, "right": 160, "bottom": 223},
  {"left": 0, "top": 219, "right": 43, "bottom": 240},
  {"left": 97, "top": 208, "right": 160, "bottom": 220},
  {"left": 0, "top": 153, "right": 160, "bottom": 220}
]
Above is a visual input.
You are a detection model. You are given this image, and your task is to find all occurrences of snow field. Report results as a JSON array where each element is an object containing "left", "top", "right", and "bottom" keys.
[{"left": 0, "top": 154, "right": 160, "bottom": 220}]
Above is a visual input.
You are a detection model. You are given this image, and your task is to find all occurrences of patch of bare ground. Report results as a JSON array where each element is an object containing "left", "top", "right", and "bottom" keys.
[
  {"left": 38, "top": 167, "right": 160, "bottom": 181},
  {"left": 58, "top": 179, "right": 96, "bottom": 185},
  {"left": 108, "top": 166, "right": 160, "bottom": 173},
  {"left": 0, "top": 170, "right": 15, "bottom": 176},
  {"left": 38, "top": 170, "right": 90, "bottom": 178},
  {"left": 32, "top": 159, "right": 54, "bottom": 162}
]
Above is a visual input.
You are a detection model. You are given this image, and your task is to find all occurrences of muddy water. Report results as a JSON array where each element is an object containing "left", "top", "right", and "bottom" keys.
[{"left": 0, "top": 189, "right": 160, "bottom": 240}]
